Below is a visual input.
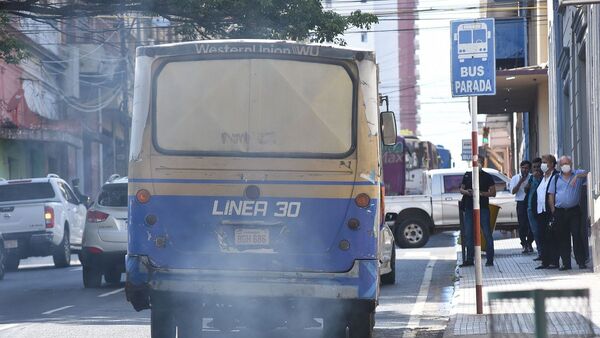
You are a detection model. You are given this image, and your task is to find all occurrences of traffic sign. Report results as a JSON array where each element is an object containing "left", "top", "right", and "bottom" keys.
[
  {"left": 461, "top": 139, "right": 472, "bottom": 161},
  {"left": 451, "top": 18, "right": 496, "bottom": 97}
]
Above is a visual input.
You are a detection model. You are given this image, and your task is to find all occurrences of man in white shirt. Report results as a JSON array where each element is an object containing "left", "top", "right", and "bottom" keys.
[
  {"left": 535, "top": 154, "right": 560, "bottom": 269},
  {"left": 509, "top": 160, "right": 532, "bottom": 253}
]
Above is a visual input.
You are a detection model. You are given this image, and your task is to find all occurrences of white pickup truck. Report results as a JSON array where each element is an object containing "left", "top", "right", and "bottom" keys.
[
  {"left": 385, "top": 168, "right": 518, "bottom": 248},
  {"left": 0, "top": 175, "right": 87, "bottom": 270}
]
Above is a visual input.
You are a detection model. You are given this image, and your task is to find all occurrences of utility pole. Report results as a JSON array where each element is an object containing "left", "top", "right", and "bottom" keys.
[
  {"left": 470, "top": 96, "right": 483, "bottom": 314},
  {"left": 118, "top": 2, "right": 129, "bottom": 176}
]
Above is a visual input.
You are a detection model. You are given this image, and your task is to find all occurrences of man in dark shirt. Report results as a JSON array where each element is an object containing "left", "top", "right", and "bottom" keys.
[{"left": 459, "top": 155, "right": 497, "bottom": 267}]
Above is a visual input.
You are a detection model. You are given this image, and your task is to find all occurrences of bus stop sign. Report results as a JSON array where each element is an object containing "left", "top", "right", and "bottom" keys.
[{"left": 451, "top": 18, "right": 496, "bottom": 97}]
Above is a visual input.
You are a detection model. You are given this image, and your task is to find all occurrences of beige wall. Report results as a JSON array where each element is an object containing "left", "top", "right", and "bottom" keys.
[
  {"left": 537, "top": 81, "right": 550, "bottom": 155},
  {"left": 536, "top": 0, "right": 549, "bottom": 64}
]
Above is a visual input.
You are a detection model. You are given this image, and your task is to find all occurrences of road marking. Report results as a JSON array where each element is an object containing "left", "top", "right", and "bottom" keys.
[
  {"left": 402, "top": 259, "right": 436, "bottom": 338},
  {"left": 98, "top": 288, "right": 124, "bottom": 298},
  {"left": 69, "top": 267, "right": 82, "bottom": 272},
  {"left": 42, "top": 305, "right": 74, "bottom": 315},
  {"left": 0, "top": 323, "right": 21, "bottom": 332}
]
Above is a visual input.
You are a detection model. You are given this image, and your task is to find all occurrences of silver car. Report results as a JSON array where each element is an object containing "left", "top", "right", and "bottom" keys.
[{"left": 81, "top": 175, "right": 128, "bottom": 288}]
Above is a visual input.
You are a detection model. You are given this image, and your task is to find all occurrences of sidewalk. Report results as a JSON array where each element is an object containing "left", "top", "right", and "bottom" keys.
[{"left": 445, "top": 233, "right": 600, "bottom": 337}]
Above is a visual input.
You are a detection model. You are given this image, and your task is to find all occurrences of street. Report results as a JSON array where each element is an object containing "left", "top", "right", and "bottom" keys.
[{"left": 0, "top": 232, "right": 456, "bottom": 338}]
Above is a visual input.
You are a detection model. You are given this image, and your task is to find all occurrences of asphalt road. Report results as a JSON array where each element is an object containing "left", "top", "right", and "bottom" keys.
[{"left": 0, "top": 231, "right": 457, "bottom": 338}]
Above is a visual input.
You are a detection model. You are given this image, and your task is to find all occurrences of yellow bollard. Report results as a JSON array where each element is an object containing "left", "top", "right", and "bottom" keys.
[{"left": 482, "top": 204, "right": 501, "bottom": 251}]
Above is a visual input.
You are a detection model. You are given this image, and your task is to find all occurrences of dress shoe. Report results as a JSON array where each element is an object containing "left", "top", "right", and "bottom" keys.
[
  {"left": 578, "top": 263, "right": 587, "bottom": 269},
  {"left": 460, "top": 261, "right": 474, "bottom": 267},
  {"left": 485, "top": 260, "right": 494, "bottom": 266},
  {"left": 533, "top": 256, "right": 542, "bottom": 261},
  {"left": 535, "top": 265, "right": 548, "bottom": 270},
  {"left": 547, "top": 265, "right": 558, "bottom": 269},
  {"left": 559, "top": 266, "right": 571, "bottom": 271}
]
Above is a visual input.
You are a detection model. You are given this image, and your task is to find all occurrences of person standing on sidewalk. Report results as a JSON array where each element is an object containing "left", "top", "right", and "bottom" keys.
[
  {"left": 525, "top": 158, "right": 543, "bottom": 261},
  {"left": 535, "top": 154, "right": 560, "bottom": 269},
  {"left": 459, "top": 155, "right": 497, "bottom": 267},
  {"left": 547, "top": 156, "right": 588, "bottom": 270},
  {"left": 509, "top": 160, "right": 533, "bottom": 254}
]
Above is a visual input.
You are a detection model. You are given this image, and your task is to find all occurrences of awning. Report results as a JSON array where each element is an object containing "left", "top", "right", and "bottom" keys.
[{"left": 477, "top": 65, "right": 548, "bottom": 114}]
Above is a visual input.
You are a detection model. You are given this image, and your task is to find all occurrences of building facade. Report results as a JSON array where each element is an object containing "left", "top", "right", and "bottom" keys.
[
  {"left": 548, "top": 1, "right": 600, "bottom": 271},
  {"left": 0, "top": 13, "right": 178, "bottom": 196}
]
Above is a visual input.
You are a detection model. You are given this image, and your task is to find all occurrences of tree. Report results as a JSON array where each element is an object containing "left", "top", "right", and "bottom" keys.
[
  {"left": 0, "top": 0, "right": 378, "bottom": 62},
  {"left": 0, "top": 12, "right": 28, "bottom": 63}
]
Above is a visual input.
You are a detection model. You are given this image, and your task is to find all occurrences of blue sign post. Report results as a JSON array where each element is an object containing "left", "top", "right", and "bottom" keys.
[
  {"left": 450, "top": 18, "right": 496, "bottom": 316},
  {"left": 451, "top": 18, "right": 496, "bottom": 97}
]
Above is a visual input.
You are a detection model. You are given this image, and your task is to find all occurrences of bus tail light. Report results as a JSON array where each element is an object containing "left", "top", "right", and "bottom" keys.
[
  {"left": 355, "top": 193, "right": 370, "bottom": 208},
  {"left": 44, "top": 206, "right": 55, "bottom": 228},
  {"left": 87, "top": 210, "right": 110, "bottom": 223},
  {"left": 136, "top": 189, "right": 151, "bottom": 204}
]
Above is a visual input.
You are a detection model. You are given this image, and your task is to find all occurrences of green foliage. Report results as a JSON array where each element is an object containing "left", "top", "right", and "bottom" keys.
[
  {"left": 0, "top": 0, "right": 379, "bottom": 62},
  {"left": 152, "top": 0, "right": 378, "bottom": 43},
  {"left": 0, "top": 13, "right": 28, "bottom": 63}
]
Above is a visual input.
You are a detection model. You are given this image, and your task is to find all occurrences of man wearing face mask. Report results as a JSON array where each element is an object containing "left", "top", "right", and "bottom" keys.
[
  {"left": 524, "top": 158, "right": 543, "bottom": 261},
  {"left": 459, "top": 155, "right": 497, "bottom": 267},
  {"left": 535, "top": 154, "right": 560, "bottom": 269},
  {"left": 547, "top": 156, "right": 588, "bottom": 270},
  {"left": 509, "top": 160, "right": 533, "bottom": 254}
]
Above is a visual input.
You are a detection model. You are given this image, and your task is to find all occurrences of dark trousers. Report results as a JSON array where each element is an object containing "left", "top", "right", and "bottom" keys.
[
  {"left": 553, "top": 206, "right": 586, "bottom": 267},
  {"left": 536, "top": 211, "right": 559, "bottom": 266},
  {"left": 517, "top": 201, "right": 533, "bottom": 247},
  {"left": 463, "top": 207, "right": 494, "bottom": 262}
]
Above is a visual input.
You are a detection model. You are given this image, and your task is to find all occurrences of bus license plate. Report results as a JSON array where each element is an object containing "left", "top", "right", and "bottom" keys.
[
  {"left": 234, "top": 228, "right": 269, "bottom": 245},
  {"left": 4, "top": 240, "right": 18, "bottom": 249}
]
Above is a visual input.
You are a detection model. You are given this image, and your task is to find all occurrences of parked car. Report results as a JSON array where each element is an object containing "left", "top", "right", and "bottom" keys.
[
  {"left": 0, "top": 233, "right": 5, "bottom": 280},
  {"left": 81, "top": 175, "right": 128, "bottom": 288},
  {"left": 385, "top": 168, "right": 518, "bottom": 248},
  {"left": 0, "top": 174, "right": 87, "bottom": 270}
]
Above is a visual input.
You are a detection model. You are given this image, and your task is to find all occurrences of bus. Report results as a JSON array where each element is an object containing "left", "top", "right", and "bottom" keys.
[
  {"left": 454, "top": 22, "right": 492, "bottom": 62},
  {"left": 383, "top": 136, "right": 407, "bottom": 196},
  {"left": 404, "top": 137, "right": 441, "bottom": 194},
  {"left": 436, "top": 145, "right": 452, "bottom": 169},
  {"left": 125, "top": 40, "right": 397, "bottom": 338}
]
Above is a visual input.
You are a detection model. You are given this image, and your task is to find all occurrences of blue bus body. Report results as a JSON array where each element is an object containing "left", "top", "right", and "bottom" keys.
[{"left": 125, "top": 40, "right": 394, "bottom": 336}]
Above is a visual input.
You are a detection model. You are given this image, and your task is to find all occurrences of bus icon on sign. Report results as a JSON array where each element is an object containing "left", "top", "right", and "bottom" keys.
[{"left": 453, "top": 22, "right": 492, "bottom": 62}]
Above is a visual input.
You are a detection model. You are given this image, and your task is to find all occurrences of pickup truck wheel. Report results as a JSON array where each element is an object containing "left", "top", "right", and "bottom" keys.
[
  {"left": 395, "top": 218, "right": 430, "bottom": 248},
  {"left": 381, "top": 246, "right": 396, "bottom": 285},
  {"left": 53, "top": 228, "right": 71, "bottom": 268},
  {"left": 5, "top": 253, "right": 20, "bottom": 271},
  {"left": 83, "top": 266, "right": 103, "bottom": 288}
]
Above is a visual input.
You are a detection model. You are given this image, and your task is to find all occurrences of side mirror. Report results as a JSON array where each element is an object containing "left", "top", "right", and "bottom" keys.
[
  {"left": 380, "top": 111, "right": 397, "bottom": 146},
  {"left": 84, "top": 196, "right": 93, "bottom": 208}
]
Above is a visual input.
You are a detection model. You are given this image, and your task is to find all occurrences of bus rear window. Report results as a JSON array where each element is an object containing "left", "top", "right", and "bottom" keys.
[
  {"left": 153, "top": 58, "right": 354, "bottom": 157},
  {"left": 0, "top": 183, "right": 56, "bottom": 202}
]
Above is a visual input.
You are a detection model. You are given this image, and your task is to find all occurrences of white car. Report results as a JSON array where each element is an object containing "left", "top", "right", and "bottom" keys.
[
  {"left": 81, "top": 175, "right": 128, "bottom": 288},
  {"left": 0, "top": 175, "right": 87, "bottom": 270}
]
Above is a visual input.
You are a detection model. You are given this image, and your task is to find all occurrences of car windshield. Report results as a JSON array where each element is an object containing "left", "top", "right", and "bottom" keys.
[
  {"left": 0, "top": 183, "right": 56, "bottom": 202},
  {"left": 97, "top": 183, "right": 128, "bottom": 207}
]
